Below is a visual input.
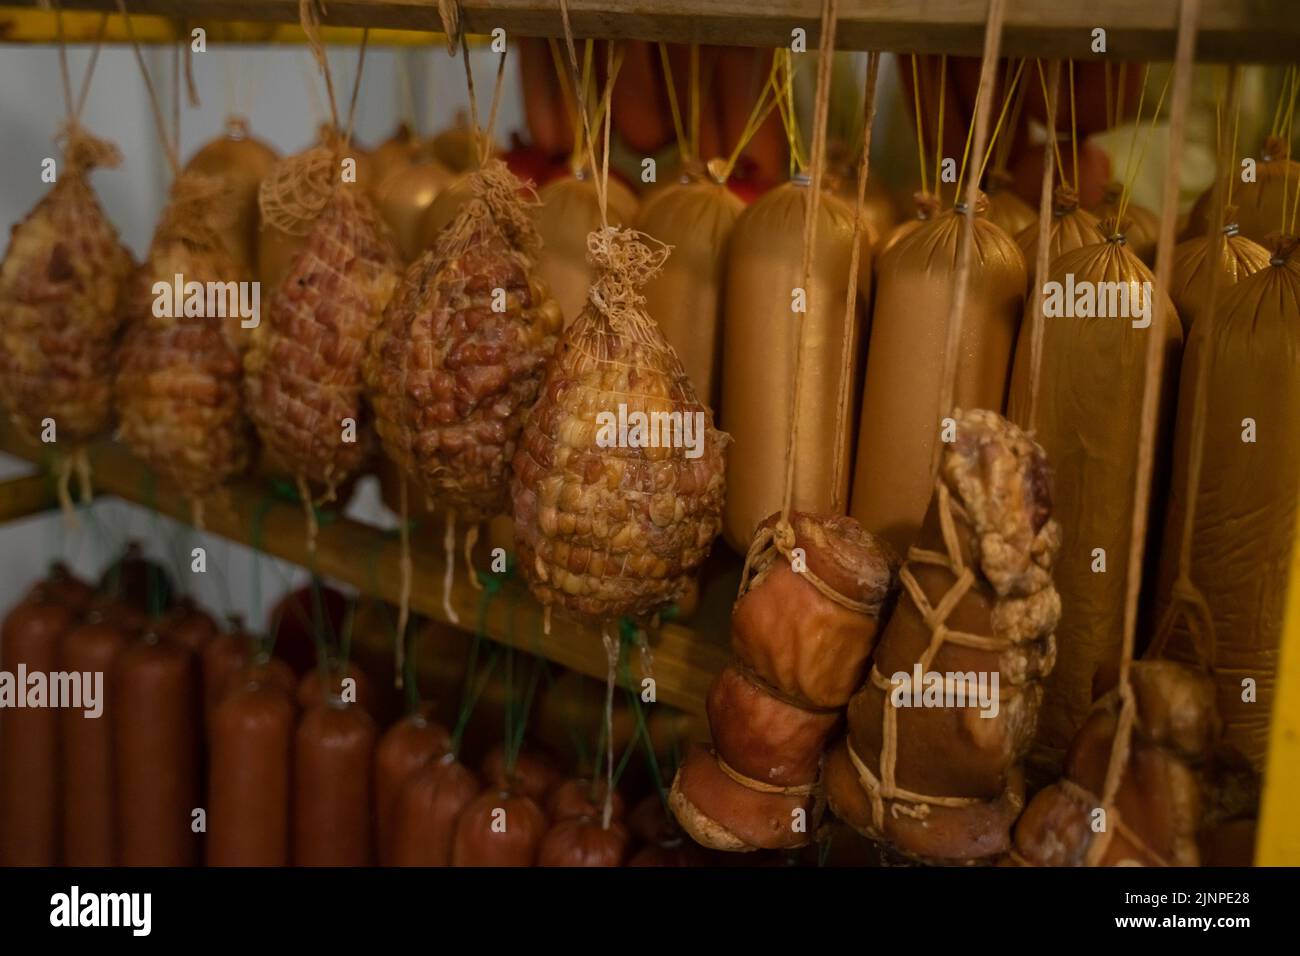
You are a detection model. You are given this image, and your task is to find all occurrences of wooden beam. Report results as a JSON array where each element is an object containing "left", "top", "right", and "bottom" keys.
[
  {"left": 2, "top": 0, "right": 1297, "bottom": 61},
  {"left": 0, "top": 428, "right": 729, "bottom": 716},
  {"left": 0, "top": 473, "right": 60, "bottom": 524}
]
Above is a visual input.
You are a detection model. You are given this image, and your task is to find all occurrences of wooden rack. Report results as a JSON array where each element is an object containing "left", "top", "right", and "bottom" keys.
[
  {"left": 2, "top": 0, "right": 1299, "bottom": 61},
  {"left": 0, "top": 426, "right": 731, "bottom": 717}
]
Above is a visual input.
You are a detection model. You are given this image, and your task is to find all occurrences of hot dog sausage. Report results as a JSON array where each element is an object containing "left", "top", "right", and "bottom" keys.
[
  {"left": 113, "top": 635, "right": 202, "bottom": 866},
  {"left": 292, "top": 701, "right": 377, "bottom": 866},
  {"left": 374, "top": 708, "right": 451, "bottom": 865}
]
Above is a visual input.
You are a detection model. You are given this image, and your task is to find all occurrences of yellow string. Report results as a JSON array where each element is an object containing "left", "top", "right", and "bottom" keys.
[
  {"left": 953, "top": 83, "right": 978, "bottom": 203},
  {"left": 546, "top": 37, "right": 581, "bottom": 146},
  {"left": 1269, "top": 65, "right": 1296, "bottom": 139},
  {"left": 721, "top": 59, "right": 783, "bottom": 182},
  {"left": 689, "top": 44, "right": 701, "bottom": 161},
  {"left": 976, "top": 58, "right": 1027, "bottom": 187},
  {"left": 1117, "top": 68, "right": 1171, "bottom": 229},
  {"left": 1114, "top": 64, "right": 1154, "bottom": 228},
  {"left": 911, "top": 54, "right": 929, "bottom": 196},
  {"left": 774, "top": 50, "right": 808, "bottom": 176},
  {"left": 934, "top": 55, "right": 947, "bottom": 198},
  {"left": 1277, "top": 72, "right": 1298, "bottom": 234},
  {"left": 1069, "top": 60, "right": 1080, "bottom": 192},
  {"left": 657, "top": 43, "right": 691, "bottom": 166},
  {"left": 1229, "top": 75, "right": 1242, "bottom": 208}
]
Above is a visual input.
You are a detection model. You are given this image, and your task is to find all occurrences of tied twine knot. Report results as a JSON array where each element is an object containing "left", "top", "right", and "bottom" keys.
[
  {"left": 258, "top": 145, "right": 337, "bottom": 237},
  {"left": 435, "top": 158, "right": 540, "bottom": 258},
  {"left": 1052, "top": 183, "right": 1081, "bottom": 216},
  {"left": 224, "top": 114, "right": 251, "bottom": 139},
  {"left": 1102, "top": 180, "right": 1125, "bottom": 204},
  {"left": 1098, "top": 215, "right": 1130, "bottom": 245},
  {"left": 58, "top": 123, "right": 121, "bottom": 174},
  {"left": 911, "top": 190, "right": 941, "bottom": 220},
  {"left": 1222, "top": 204, "right": 1241, "bottom": 235},
  {"left": 585, "top": 226, "right": 671, "bottom": 322},
  {"left": 1268, "top": 233, "right": 1300, "bottom": 265}
]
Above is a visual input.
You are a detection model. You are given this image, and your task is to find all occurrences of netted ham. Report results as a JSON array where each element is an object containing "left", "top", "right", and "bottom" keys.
[
  {"left": 116, "top": 172, "right": 253, "bottom": 508},
  {"left": 245, "top": 178, "right": 400, "bottom": 496},
  {"left": 511, "top": 227, "right": 727, "bottom": 624},
  {"left": 366, "top": 159, "right": 562, "bottom": 522},
  {"left": 0, "top": 132, "right": 132, "bottom": 456}
]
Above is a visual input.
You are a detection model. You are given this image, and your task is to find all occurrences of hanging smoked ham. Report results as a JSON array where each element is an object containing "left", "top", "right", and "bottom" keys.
[
  {"left": 534, "top": 172, "right": 640, "bottom": 326},
  {"left": 182, "top": 116, "right": 278, "bottom": 274},
  {"left": 721, "top": 178, "right": 868, "bottom": 551},
  {"left": 245, "top": 152, "right": 400, "bottom": 500},
  {"left": 634, "top": 166, "right": 745, "bottom": 410},
  {"left": 512, "top": 227, "right": 727, "bottom": 624},
  {"left": 0, "top": 131, "right": 132, "bottom": 465},
  {"left": 1186, "top": 136, "right": 1300, "bottom": 244},
  {"left": 827, "top": 409, "right": 1061, "bottom": 864},
  {"left": 1007, "top": 227, "right": 1183, "bottom": 767},
  {"left": 1150, "top": 234, "right": 1300, "bottom": 771},
  {"left": 1009, "top": 660, "right": 1218, "bottom": 866},
  {"left": 366, "top": 159, "right": 561, "bottom": 526},
  {"left": 115, "top": 172, "right": 254, "bottom": 515},
  {"left": 1168, "top": 213, "right": 1269, "bottom": 333},
  {"left": 671, "top": 512, "right": 897, "bottom": 851},
  {"left": 851, "top": 195, "right": 1025, "bottom": 556}
]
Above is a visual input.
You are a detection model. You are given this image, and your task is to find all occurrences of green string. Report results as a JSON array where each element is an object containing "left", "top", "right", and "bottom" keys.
[{"left": 268, "top": 477, "right": 338, "bottom": 528}]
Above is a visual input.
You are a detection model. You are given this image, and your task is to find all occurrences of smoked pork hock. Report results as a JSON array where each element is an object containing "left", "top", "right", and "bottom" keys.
[
  {"left": 511, "top": 226, "right": 727, "bottom": 624},
  {"left": 391, "top": 754, "right": 480, "bottom": 866},
  {"left": 365, "top": 159, "right": 562, "bottom": 524},
  {"left": 670, "top": 512, "right": 897, "bottom": 851},
  {"left": 245, "top": 159, "right": 400, "bottom": 498},
  {"left": 0, "top": 130, "right": 132, "bottom": 455},
  {"left": 721, "top": 179, "right": 868, "bottom": 551},
  {"left": 1007, "top": 228, "right": 1182, "bottom": 767},
  {"left": 852, "top": 194, "right": 1025, "bottom": 556},
  {"left": 829, "top": 409, "right": 1061, "bottom": 864},
  {"left": 1168, "top": 212, "right": 1270, "bottom": 333},
  {"left": 115, "top": 171, "right": 254, "bottom": 510},
  {"left": 1150, "top": 233, "right": 1300, "bottom": 770},
  {"left": 1009, "top": 660, "right": 1219, "bottom": 866},
  {"left": 451, "top": 787, "right": 549, "bottom": 867},
  {"left": 633, "top": 172, "right": 745, "bottom": 408}
]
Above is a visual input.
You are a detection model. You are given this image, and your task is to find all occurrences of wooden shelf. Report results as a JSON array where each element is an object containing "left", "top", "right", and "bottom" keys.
[
  {"left": 0, "top": 426, "right": 731, "bottom": 717},
  {"left": 2, "top": 0, "right": 1298, "bottom": 61}
]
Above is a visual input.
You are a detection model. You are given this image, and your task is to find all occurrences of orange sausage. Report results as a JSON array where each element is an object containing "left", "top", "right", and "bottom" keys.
[
  {"left": 292, "top": 702, "right": 377, "bottom": 865},
  {"left": 0, "top": 590, "right": 77, "bottom": 865},
  {"left": 611, "top": 41, "right": 674, "bottom": 154},
  {"left": 390, "top": 755, "right": 479, "bottom": 867},
  {"left": 201, "top": 627, "right": 252, "bottom": 728},
  {"left": 297, "top": 663, "right": 378, "bottom": 716},
  {"left": 451, "top": 788, "right": 549, "bottom": 867},
  {"left": 59, "top": 614, "right": 131, "bottom": 866},
  {"left": 158, "top": 598, "right": 218, "bottom": 654},
  {"left": 374, "top": 709, "right": 451, "bottom": 865},
  {"left": 113, "top": 636, "right": 201, "bottom": 866},
  {"left": 520, "top": 37, "right": 575, "bottom": 157},
  {"left": 207, "top": 681, "right": 295, "bottom": 866}
]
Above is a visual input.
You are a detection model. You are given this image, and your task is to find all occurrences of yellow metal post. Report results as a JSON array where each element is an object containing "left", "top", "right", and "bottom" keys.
[{"left": 1257, "top": 495, "right": 1300, "bottom": 864}]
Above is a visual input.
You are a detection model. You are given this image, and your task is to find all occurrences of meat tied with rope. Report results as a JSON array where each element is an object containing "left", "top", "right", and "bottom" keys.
[
  {"left": 826, "top": 409, "right": 1061, "bottom": 864},
  {"left": 670, "top": 511, "right": 897, "bottom": 851},
  {"left": 1008, "top": 660, "right": 1221, "bottom": 866}
]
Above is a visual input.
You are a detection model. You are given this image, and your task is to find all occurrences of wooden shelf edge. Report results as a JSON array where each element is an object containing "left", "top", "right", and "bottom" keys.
[
  {"left": 0, "top": 473, "right": 61, "bottom": 524},
  {"left": 2, "top": 0, "right": 1298, "bottom": 62},
  {"left": 0, "top": 428, "right": 727, "bottom": 717}
]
